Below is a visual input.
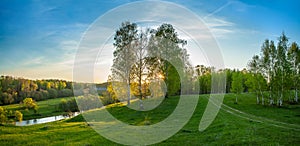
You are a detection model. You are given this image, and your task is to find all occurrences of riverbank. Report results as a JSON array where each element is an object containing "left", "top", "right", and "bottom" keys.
[{"left": 2, "top": 97, "right": 75, "bottom": 120}]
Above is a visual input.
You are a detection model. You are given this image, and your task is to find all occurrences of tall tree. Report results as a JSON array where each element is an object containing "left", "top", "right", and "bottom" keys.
[
  {"left": 288, "top": 42, "right": 300, "bottom": 102},
  {"left": 276, "top": 32, "right": 290, "bottom": 106},
  {"left": 268, "top": 40, "right": 277, "bottom": 105},
  {"left": 131, "top": 29, "right": 150, "bottom": 99},
  {"left": 111, "top": 21, "right": 138, "bottom": 105},
  {"left": 248, "top": 55, "right": 265, "bottom": 104},
  {"left": 147, "top": 23, "right": 189, "bottom": 97},
  {"left": 231, "top": 72, "right": 244, "bottom": 104}
]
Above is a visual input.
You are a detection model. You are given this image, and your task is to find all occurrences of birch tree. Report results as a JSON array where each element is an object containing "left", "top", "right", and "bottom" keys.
[
  {"left": 231, "top": 72, "right": 244, "bottom": 104},
  {"left": 111, "top": 21, "right": 138, "bottom": 105},
  {"left": 147, "top": 23, "right": 189, "bottom": 97},
  {"left": 288, "top": 42, "right": 300, "bottom": 103}
]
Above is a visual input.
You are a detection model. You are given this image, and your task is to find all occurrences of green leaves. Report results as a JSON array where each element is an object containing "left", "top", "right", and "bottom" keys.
[
  {"left": 109, "top": 22, "right": 192, "bottom": 102},
  {"left": 247, "top": 32, "right": 300, "bottom": 105},
  {"left": 231, "top": 72, "right": 244, "bottom": 95}
]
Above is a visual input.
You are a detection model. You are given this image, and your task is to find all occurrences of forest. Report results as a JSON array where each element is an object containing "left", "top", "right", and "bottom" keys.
[{"left": 0, "top": 77, "right": 73, "bottom": 105}]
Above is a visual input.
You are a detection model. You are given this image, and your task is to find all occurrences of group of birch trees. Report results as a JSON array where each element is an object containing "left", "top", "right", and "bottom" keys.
[
  {"left": 247, "top": 32, "right": 299, "bottom": 106},
  {"left": 107, "top": 22, "right": 193, "bottom": 104},
  {"left": 107, "top": 22, "right": 299, "bottom": 107}
]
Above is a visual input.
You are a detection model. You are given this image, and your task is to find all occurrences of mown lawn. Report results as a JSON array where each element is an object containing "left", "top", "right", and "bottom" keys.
[{"left": 0, "top": 93, "right": 299, "bottom": 145}]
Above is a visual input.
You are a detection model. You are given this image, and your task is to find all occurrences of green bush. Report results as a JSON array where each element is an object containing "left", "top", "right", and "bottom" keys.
[
  {"left": 41, "top": 90, "right": 49, "bottom": 100},
  {"left": 15, "top": 110, "right": 22, "bottom": 122},
  {"left": 23, "top": 98, "right": 38, "bottom": 113},
  {"left": 47, "top": 89, "right": 58, "bottom": 99},
  {"left": 58, "top": 89, "right": 73, "bottom": 97},
  {"left": 76, "top": 95, "right": 102, "bottom": 111},
  {"left": 58, "top": 99, "right": 78, "bottom": 112},
  {"left": 0, "top": 106, "right": 7, "bottom": 124}
]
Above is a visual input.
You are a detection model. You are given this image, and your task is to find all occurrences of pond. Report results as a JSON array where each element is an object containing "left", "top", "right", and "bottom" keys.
[{"left": 15, "top": 112, "right": 80, "bottom": 126}]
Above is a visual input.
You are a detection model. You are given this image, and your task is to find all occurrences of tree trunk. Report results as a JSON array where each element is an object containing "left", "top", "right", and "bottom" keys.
[
  {"left": 270, "top": 98, "right": 274, "bottom": 105},
  {"left": 127, "top": 79, "right": 131, "bottom": 105},
  {"left": 295, "top": 88, "right": 298, "bottom": 103},
  {"left": 259, "top": 89, "right": 264, "bottom": 105},
  {"left": 139, "top": 99, "right": 144, "bottom": 110},
  {"left": 279, "top": 92, "right": 283, "bottom": 107},
  {"left": 256, "top": 93, "right": 259, "bottom": 104},
  {"left": 269, "top": 87, "right": 273, "bottom": 105}
]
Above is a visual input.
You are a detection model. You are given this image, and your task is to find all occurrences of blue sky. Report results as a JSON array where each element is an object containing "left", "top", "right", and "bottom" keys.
[{"left": 0, "top": 0, "right": 299, "bottom": 82}]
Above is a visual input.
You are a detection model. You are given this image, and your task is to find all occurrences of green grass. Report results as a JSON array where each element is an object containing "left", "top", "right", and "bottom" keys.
[
  {"left": 2, "top": 97, "right": 75, "bottom": 120},
  {"left": 0, "top": 93, "right": 300, "bottom": 145}
]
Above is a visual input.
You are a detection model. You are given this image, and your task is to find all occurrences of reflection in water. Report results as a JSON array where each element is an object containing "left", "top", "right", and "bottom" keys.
[{"left": 15, "top": 112, "right": 80, "bottom": 126}]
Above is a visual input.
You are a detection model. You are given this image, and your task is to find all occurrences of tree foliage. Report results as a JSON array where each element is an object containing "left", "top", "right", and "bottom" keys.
[
  {"left": 108, "top": 22, "right": 193, "bottom": 104},
  {"left": 23, "top": 98, "right": 38, "bottom": 113},
  {"left": 15, "top": 110, "right": 23, "bottom": 122},
  {"left": 247, "top": 32, "right": 300, "bottom": 106},
  {"left": 231, "top": 72, "right": 244, "bottom": 103},
  {"left": 0, "top": 76, "right": 75, "bottom": 105}
]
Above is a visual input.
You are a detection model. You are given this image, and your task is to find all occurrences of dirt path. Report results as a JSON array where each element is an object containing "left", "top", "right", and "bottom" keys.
[
  {"left": 205, "top": 96, "right": 300, "bottom": 131},
  {"left": 221, "top": 102, "right": 300, "bottom": 131}
]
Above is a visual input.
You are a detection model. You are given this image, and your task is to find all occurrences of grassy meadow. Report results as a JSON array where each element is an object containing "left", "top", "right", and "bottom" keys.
[
  {"left": 0, "top": 93, "right": 300, "bottom": 145},
  {"left": 2, "top": 97, "right": 75, "bottom": 120}
]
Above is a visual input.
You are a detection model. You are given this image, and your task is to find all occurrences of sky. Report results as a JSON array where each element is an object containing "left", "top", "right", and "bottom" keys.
[{"left": 0, "top": 0, "right": 299, "bottom": 83}]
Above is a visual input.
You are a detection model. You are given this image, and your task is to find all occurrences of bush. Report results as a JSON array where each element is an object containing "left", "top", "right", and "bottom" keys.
[
  {"left": 58, "top": 89, "right": 73, "bottom": 97},
  {"left": 76, "top": 95, "right": 102, "bottom": 111},
  {"left": 100, "top": 94, "right": 117, "bottom": 106},
  {"left": 58, "top": 99, "right": 78, "bottom": 112},
  {"left": 32, "top": 91, "right": 43, "bottom": 101},
  {"left": 47, "top": 89, "right": 58, "bottom": 99},
  {"left": 41, "top": 90, "right": 49, "bottom": 100},
  {"left": 0, "top": 107, "right": 7, "bottom": 124},
  {"left": 15, "top": 110, "right": 23, "bottom": 122},
  {"left": 23, "top": 98, "right": 38, "bottom": 113}
]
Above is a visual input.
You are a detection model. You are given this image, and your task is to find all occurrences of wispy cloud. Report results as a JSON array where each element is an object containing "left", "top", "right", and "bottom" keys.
[
  {"left": 22, "top": 57, "right": 45, "bottom": 66},
  {"left": 204, "top": 1, "right": 232, "bottom": 19}
]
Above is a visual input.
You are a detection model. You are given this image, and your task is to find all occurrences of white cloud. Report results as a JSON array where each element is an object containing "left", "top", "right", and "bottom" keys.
[
  {"left": 3, "top": 1, "right": 238, "bottom": 82},
  {"left": 22, "top": 57, "right": 45, "bottom": 66}
]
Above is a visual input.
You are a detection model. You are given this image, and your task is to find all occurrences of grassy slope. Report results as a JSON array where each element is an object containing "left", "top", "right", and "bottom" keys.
[
  {"left": 0, "top": 93, "right": 299, "bottom": 145},
  {"left": 2, "top": 97, "right": 75, "bottom": 120}
]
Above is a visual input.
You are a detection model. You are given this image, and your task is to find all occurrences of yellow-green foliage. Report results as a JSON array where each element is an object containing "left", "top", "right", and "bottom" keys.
[
  {"left": 15, "top": 110, "right": 23, "bottom": 122},
  {"left": 23, "top": 98, "right": 38, "bottom": 113},
  {"left": 0, "top": 106, "right": 7, "bottom": 123}
]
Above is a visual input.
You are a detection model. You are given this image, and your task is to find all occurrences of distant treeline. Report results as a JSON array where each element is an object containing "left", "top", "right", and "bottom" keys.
[{"left": 0, "top": 76, "right": 107, "bottom": 105}]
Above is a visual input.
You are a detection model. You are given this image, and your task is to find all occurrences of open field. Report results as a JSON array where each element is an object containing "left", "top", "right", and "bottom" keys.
[
  {"left": 2, "top": 97, "right": 75, "bottom": 120},
  {"left": 0, "top": 93, "right": 300, "bottom": 145}
]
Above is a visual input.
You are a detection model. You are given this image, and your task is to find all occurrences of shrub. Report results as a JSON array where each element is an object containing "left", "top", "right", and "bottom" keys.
[
  {"left": 58, "top": 89, "right": 73, "bottom": 97},
  {"left": 32, "top": 91, "right": 43, "bottom": 101},
  {"left": 0, "top": 106, "right": 7, "bottom": 124},
  {"left": 100, "top": 94, "right": 117, "bottom": 106},
  {"left": 47, "top": 89, "right": 58, "bottom": 99},
  {"left": 41, "top": 90, "right": 49, "bottom": 100},
  {"left": 15, "top": 110, "right": 23, "bottom": 122},
  {"left": 23, "top": 98, "right": 38, "bottom": 113},
  {"left": 58, "top": 99, "right": 78, "bottom": 112},
  {"left": 76, "top": 95, "right": 102, "bottom": 111}
]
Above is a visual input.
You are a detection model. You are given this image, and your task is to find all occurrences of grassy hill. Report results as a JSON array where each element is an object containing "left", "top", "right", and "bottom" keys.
[{"left": 0, "top": 93, "right": 299, "bottom": 145}]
